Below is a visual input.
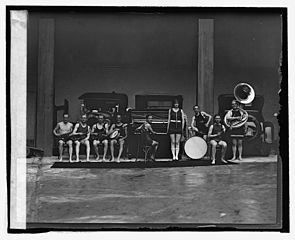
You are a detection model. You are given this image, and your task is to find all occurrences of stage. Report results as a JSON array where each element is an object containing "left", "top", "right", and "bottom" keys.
[{"left": 26, "top": 155, "right": 278, "bottom": 227}]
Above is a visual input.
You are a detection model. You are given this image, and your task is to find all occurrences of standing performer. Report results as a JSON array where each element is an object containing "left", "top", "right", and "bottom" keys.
[
  {"left": 71, "top": 114, "right": 91, "bottom": 162},
  {"left": 167, "top": 99, "right": 185, "bottom": 161},
  {"left": 109, "top": 114, "right": 128, "bottom": 163},
  {"left": 53, "top": 113, "right": 74, "bottom": 162},
  {"left": 136, "top": 114, "right": 159, "bottom": 161},
  {"left": 225, "top": 100, "right": 248, "bottom": 161},
  {"left": 91, "top": 114, "right": 109, "bottom": 162},
  {"left": 190, "top": 105, "right": 212, "bottom": 140},
  {"left": 208, "top": 115, "right": 227, "bottom": 165}
]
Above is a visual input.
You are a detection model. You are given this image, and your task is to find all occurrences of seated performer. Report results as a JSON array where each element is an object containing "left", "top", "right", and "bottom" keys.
[
  {"left": 225, "top": 100, "right": 248, "bottom": 161},
  {"left": 53, "top": 113, "right": 74, "bottom": 162},
  {"left": 91, "top": 114, "right": 109, "bottom": 161},
  {"left": 190, "top": 105, "right": 212, "bottom": 140},
  {"left": 71, "top": 114, "right": 91, "bottom": 162},
  {"left": 136, "top": 114, "right": 159, "bottom": 161},
  {"left": 208, "top": 114, "right": 227, "bottom": 165},
  {"left": 109, "top": 114, "right": 128, "bottom": 163}
]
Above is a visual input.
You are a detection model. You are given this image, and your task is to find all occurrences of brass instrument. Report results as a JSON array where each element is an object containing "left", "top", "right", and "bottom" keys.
[
  {"left": 234, "top": 83, "right": 255, "bottom": 104},
  {"left": 224, "top": 83, "right": 255, "bottom": 128}
]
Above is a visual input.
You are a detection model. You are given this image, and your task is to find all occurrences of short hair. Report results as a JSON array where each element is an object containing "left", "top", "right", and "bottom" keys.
[
  {"left": 115, "top": 114, "right": 122, "bottom": 121},
  {"left": 81, "top": 114, "right": 87, "bottom": 118},
  {"left": 214, "top": 114, "right": 221, "bottom": 119},
  {"left": 173, "top": 98, "right": 179, "bottom": 104},
  {"left": 193, "top": 105, "right": 199, "bottom": 110},
  {"left": 98, "top": 114, "right": 104, "bottom": 118},
  {"left": 63, "top": 113, "right": 69, "bottom": 117},
  {"left": 232, "top": 100, "right": 239, "bottom": 105},
  {"left": 146, "top": 113, "right": 152, "bottom": 120}
]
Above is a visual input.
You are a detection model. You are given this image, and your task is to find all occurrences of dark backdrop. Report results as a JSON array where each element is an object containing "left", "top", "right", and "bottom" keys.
[{"left": 27, "top": 10, "right": 281, "bottom": 144}]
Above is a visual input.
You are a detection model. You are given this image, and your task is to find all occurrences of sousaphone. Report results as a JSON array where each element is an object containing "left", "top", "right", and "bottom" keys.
[{"left": 224, "top": 83, "right": 255, "bottom": 128}]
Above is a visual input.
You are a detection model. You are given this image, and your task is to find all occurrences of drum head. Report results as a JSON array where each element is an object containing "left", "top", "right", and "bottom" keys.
[
  {"left": 184, "top": 136, "right": 207, "bottom": 159},
  {"left": 110, "top": 130, "right": 119, "bottom": 139}
]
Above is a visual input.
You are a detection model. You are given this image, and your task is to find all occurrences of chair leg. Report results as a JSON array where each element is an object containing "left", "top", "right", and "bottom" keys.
[
  {"left": 144, "top": 147, "right": 152, "bottom": 163},
  {"left": 144, "top": 150, "right": 148, "bottom": 163},
  {"left": 136, "top": 148, "right": 139, "bottom": 162}
]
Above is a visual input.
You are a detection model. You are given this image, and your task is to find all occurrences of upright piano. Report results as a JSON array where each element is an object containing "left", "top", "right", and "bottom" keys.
[{"left": 129, "top": 95, "right": 183, "bottom": 158}]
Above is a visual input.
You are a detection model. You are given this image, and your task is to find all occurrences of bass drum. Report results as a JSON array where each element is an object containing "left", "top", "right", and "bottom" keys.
[{"left": 184, "top": 136, "right": 207, "bottom": 160}]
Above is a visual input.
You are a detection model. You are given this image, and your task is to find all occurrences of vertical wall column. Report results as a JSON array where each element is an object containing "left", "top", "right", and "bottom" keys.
[
  {"left": 10, "top": 10, "right": 28, "bottom": 229},
  {"left": 36, "top": 19, "right": 55, "bottom": 156},
  {"left": 198, "top": 19, "right": 214, "bottom": 115}
]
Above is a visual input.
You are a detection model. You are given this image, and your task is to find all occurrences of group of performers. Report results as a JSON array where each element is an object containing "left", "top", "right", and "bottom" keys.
[
  {"left": 53, "top": 113, "right": 128, "bottom": 163},
  {"left": 53, "top": 99, "right": 248, "bottom": 164},
  {"left": 165, "top": 99, "right": 247, "bottom": 164}
]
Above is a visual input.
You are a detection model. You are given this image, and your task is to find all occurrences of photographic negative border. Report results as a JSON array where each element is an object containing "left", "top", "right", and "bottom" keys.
[{"left": 6, "top": 5, "right": 289, "bottom": 233}]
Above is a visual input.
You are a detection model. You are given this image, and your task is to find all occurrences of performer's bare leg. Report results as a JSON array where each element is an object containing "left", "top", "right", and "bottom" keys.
[
  {"left": 84, "top": 140, "right": 90, "bottom": 162},
  {"left": 220, "top": 141, "right": 228, "bottom": 163},
  {"left": 75, "top": 141, "right": 80, "bottom": 162},
  {"left": 110, "top": 140, "right": 116, "bottom": 161},
  {"left": 175, "top": 134, "right": 181, "bottom": 160},
  {"left": 93, "top": 140, "right": 100, "bottom": 161},
  {"left": 231, "top": 139, "right": 237, "bottom": 160},
  {"left": 170, "top": 134, "right": 176, "bottom": 160},
  {"left": 210, "top": 140, "right": 217, "bottom": 164},
  {"left": 203, "top": 135, "right": 210, "bottom": 159},
  {"left": 67, "top": 140, "right": 73, "bottom": 162},
  {"left": 150, "top": 140, "right": 159, "bottom": 161},
  {"left": 237, "top": 139, "right": 243, "bottom": 160},
  {"left": 116, "top": 139, "right": 124, "bottom": 163},
  {"left": 102, "top": 140, "right": 108, "bottom": 161},
  {"left": 58, "top": 140, "right": 64, "bottom": 161}
]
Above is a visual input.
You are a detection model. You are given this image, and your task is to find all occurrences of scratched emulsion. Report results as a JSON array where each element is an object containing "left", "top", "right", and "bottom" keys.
[{"left": 27, "top": 159, "right": 277, "bottom": 224}]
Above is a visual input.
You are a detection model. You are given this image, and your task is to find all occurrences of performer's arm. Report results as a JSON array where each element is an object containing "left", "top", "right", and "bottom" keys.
[
  {"left": 208, "top": 125, "right": 218, "bottom": 138},
  {"left": 166, "top": 109, "right": 171, "bottom": 133},
  {"left": 108, "top": 124, "right": 115, "bottom": 135},
  {"left": 240, "top": 108, "right": 248, "bottom": 119},
  {"left": 222, "top": 125, "right": 226, "bottom": 133},
  {"left": 181, "top": 110, "right": 185, "bottom": 131},
  {"left": 85, "top": 126, "right": 90, "bottom": 140},
  {"left": 135, "top": 124, "right": 143, "bottom": 132},
  {"left": 70, "top": 123, "right": 79, "bottom": 135},
  {"left": 203, "top": 112, "right": 212, "bottom": 127},
  {"left": 105, "top": 123, "right": 109, "bottom": 135},
  {"left": 121, "top": 124, "right": 128, "bottom": 141},
  {"left": 91, "top": 124, "right": 97, "bottom": 135},
  {"left": 208, "top": 125, "right": 214, "bottom": 138},
  {"left": 147, "top": 124, "right": 157, "bottom": 135},
  {"left": 226, "top": 111, "right": 240, "bottom": 120},
  {"left": 191, "top": 116, "right": 198, "bottom": 132},
  {"left": 53, "top": 123, "right": 60, "bottom": 136},
  {"left": 69, "top": 123, "right": 73, "bottom": 133}
]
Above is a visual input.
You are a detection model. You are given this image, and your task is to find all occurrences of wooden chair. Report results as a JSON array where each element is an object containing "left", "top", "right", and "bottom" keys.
[{"left": 135, "top": 131, "right": 152, "bottom": 163}]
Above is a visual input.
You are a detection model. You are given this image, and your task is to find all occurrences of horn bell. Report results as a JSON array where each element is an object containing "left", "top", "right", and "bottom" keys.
[{"left": 234, "top": 83, "right": 255, "bottom": 104}]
